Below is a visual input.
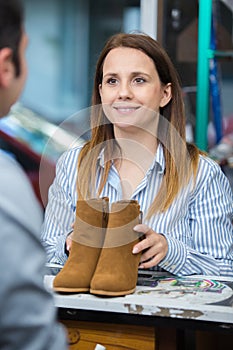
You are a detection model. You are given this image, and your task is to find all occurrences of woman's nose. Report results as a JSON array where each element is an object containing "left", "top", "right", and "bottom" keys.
[{"left": 117, "top": 82, "right": 133, "bottom": 99}]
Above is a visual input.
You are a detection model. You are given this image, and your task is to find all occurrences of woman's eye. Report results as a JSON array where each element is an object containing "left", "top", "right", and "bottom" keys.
[
  {"left": 134, "top": 77, "right": 146, "bottom": 84},
  {"left": 106, "top": 78, "right": 117, "bottom": 85}
]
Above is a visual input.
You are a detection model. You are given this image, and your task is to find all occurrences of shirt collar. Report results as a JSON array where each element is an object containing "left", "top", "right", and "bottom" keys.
[
  {"left": 98, "top": 148, "right": 105, "bottom": 168},
  {"left": 153, "top": 142, "right": 165, "bottom": 174}
]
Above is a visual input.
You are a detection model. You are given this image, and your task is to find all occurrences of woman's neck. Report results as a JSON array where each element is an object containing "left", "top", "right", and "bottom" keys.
[
  {"left": 113, "top": 128, "right": 158, "bottom": 196},
  {"left": 114, "top": 126, "right": 158, "bottom": 162}
]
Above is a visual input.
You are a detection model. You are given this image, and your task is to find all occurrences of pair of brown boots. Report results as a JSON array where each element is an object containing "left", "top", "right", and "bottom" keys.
[{"left": 53, "top": 198, "right": 142, "bottom": 296}]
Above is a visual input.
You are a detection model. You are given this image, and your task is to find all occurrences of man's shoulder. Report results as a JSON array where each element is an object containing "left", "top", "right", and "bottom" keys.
[
  {"left": 0, "top": 150, "right": 32, "bottom": 188},
  {"left": 0, "top": 150, "right": 43, "bottom": 229}
]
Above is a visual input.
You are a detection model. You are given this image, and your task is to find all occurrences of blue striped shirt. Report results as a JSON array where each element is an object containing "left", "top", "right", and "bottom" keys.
[{"left": 41, "top": 144, "right": 233, "bottom": 276}]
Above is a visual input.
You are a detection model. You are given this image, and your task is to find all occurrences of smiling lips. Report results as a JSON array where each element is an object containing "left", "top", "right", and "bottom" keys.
[{"left": 113, "top": 105, "right": 140, "bottom": 115}]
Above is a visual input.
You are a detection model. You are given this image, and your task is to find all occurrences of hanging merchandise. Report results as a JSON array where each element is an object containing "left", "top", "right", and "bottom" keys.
[{"left": 209, "top": 2, "right": 223, "bottom": 144}]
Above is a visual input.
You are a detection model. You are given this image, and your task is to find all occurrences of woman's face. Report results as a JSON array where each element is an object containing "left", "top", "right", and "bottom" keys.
[{"left": 99, "top": 47, "right": 171, "bottom": 132}]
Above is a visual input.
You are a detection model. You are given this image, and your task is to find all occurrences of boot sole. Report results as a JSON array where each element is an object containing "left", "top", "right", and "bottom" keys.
[
  {"left": 90, "top": 287, "right": 136, "bottom": 296},
  {"left": 53, "top": 287, "right": 89, "bottom": 293}
]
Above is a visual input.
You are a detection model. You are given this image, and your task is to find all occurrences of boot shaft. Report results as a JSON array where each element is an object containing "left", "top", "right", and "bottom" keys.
[
  {"left": 53, "top": 197, "right": 109, "bottom": 292},
  {"left": 103, "top": 200, "right": 143, "bottom": 248},
  {"left": 90, "top": 199, "right": 143, "bottom": 296},
  {"left": 73, "top": 197, "right": 109, "bottom": 248}
]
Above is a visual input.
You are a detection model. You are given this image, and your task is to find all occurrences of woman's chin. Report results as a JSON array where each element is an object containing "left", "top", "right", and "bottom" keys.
[{"left": 113, "top": 121, "right": 137, "bottom": 130}]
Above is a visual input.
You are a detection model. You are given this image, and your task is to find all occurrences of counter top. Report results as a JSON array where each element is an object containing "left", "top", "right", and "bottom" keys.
[{"left": 44, "top": 269, "right": 233, "bottom": 327}]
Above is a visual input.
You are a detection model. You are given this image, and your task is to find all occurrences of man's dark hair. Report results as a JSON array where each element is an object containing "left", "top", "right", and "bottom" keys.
[{"left": 0, "top": 0, "right": 24, "bottom": 76}]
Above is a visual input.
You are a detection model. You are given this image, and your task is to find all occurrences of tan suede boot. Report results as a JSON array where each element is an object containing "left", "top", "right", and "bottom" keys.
[
  {"left": 90, "top": 200, "right": 142, "bottom": 297},
  {"left": 53, "top": 197, "right": 109, "bottom": 292}
]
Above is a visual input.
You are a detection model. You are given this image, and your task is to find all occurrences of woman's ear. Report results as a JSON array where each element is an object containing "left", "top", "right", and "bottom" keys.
[
  {"left": 160, "top": 83, "right": 172, "bottom": 108},
  {"left": 99, "top": 83, "right": 102, "bottom": 98},
  {"left": 0, "top": 48, "right": 14, "bottom": 88}
]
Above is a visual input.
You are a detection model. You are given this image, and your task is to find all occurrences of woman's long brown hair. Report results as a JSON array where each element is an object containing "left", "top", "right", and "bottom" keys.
[{"left": 77, "top": 33, "right": 201, "bottom": 216}]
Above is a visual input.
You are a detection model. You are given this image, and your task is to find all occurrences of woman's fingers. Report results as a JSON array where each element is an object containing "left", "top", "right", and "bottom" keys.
[
  {"left": 66, "top": 236, "right": 72, "bottom": 251},
  {"left": 139, "top": 253, "right": 162, "bottom": 269},
  {"left": 132, "top": 224, "right": 156, "bottom": 253},
  {"left": 66, "top": 225, "right": 74, "bottom": 251},
  {"left": 133, "top": 223, "right": 168, "bottom": 268}
]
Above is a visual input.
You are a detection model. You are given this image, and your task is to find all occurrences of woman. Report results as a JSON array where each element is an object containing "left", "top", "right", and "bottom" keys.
[{"left": 41, "top": 33, "right": 233, "bottom": 277}]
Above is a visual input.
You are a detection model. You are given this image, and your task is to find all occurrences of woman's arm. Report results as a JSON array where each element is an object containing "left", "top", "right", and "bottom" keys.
[
  {"left": 134, "top": 157, "right": 233, "bottom": 276},
  {"left": 41, "top": 148, "right": 80, "bottom": 264}
]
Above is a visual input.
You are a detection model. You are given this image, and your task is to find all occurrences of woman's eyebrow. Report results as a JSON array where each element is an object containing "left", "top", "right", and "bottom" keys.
[
  {"left": 103, "top": 71, "right": 150, "bottom": 78},
  {"left": 102, "top": 72, "right": 118, "bottom": 79}
]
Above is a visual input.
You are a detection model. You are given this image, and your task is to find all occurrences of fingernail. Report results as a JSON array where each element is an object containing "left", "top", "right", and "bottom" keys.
[
  {"left": 134, "top": 225, "right": 140, "bottom": 231},
  {"left": 132, "top": 247, "right": 139, "bottom": 254}
]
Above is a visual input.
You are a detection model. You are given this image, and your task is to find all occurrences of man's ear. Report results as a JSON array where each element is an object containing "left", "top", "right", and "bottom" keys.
[
  {"left": 160, "top": 83, "right": 172, "bottom": 108},
  {"left": 0, "top": 48, "right": 14, "bottom": 88}
]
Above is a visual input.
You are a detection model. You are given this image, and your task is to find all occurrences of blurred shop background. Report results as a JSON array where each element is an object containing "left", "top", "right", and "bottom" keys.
[
  {"left": 20, "top": 0, "right": 233, "bottom": 129},
  {"left": 0, "top": 0, "right": 232, "bottom": 206}
]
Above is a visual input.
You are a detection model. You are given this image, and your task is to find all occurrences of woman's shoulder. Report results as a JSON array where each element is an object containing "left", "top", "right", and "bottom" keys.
[
  {"left": 57, "top": 144, "right": 86, "bottom": 165},
  {"left": 198, "top": 153, "right": 223, "bottom": 174},
  {"left": 195, "top": 153, "right": 231, "bottom": 192}
]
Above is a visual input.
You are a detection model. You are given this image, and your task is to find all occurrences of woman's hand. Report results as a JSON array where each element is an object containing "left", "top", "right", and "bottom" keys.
[{"left": 132, "top": 224, "right": 168, "bottom": 269}]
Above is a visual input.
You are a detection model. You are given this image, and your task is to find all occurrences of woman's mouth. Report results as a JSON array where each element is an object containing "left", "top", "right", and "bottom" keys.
[{"left": 113, "top": 106, "right": 140, "bottom": 115}]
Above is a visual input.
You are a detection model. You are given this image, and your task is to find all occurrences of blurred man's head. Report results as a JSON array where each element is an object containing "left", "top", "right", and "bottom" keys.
[{"left": 0, "top": 0, "right": 28, "bottom": 117}]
